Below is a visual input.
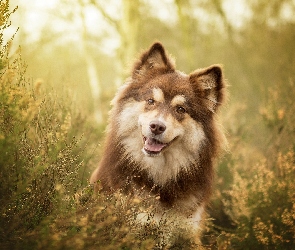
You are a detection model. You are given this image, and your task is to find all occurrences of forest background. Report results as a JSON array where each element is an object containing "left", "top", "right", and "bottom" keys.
[{"left": 1, "top": 0, "right": 295, "bottom": 249}]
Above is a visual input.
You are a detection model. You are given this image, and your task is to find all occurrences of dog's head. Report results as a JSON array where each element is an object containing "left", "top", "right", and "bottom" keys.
[{"left": 110, "top": 42, "right": 226, "bottom": 183}]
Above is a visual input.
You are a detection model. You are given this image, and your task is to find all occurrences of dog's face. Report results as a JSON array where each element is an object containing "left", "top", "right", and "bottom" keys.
[
  {"left": 137, "top": 74, "right": 206, "bottom": 158},
  {"left": 111, "top": 43, "right": 225, "bottom": 185}
]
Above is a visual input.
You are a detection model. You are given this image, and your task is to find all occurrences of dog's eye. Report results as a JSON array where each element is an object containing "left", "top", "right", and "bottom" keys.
[
  {"left": 147, "top": 98, "right": 155, "bottom": 105},
  {"left": 176, "top": 106, "right": 186, "bottom": 114}
]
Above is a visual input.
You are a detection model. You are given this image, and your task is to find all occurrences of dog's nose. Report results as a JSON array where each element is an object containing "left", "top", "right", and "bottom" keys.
[{"left": 149, "top": 121, "right": 166, "bottom": 135}]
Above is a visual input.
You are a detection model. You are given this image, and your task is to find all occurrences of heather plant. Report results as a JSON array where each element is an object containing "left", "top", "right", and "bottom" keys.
[
  {"left": 18, "top": 189, "right": 202, "bottom": 250},
  {"left": 0, "top": 38, "right": 91, "bottom": 248},
  {"left": 260, "top": 79, "right": 295, "bottom": 156},
  {"left": 206, "top": 77, "right": 295, "bottom": 249},
  {"left": 0, "top": 1, "right": 98, "bottom": 247},
  {"left": 213, "top": 150, "right": 295, "bottom": 250}
]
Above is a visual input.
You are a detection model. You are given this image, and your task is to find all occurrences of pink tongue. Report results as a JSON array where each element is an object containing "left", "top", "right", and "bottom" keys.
[{"left": 144, "top": 138, "right": 166, "bottom": 152}]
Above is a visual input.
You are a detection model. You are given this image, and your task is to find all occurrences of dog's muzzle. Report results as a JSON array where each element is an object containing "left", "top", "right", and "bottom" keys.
[{"left": 142, "top": 120, "right": 168, "bottom": 156}]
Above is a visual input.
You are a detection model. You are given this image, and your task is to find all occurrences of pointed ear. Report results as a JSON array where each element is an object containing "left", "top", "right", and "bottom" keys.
[
  {"left": 190, "top": 65, "right": 225, "bottom": 112},
  {"left": 132, "top": 42, "right": 175, "bottom": 78}
]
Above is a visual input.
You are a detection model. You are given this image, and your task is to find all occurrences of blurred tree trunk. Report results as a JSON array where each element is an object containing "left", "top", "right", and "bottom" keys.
[
  {"left": 91, "top": 0, "right": 140, "bottom": 83},
  {"left": 118, "top": 0, "right": 139, "bottom": 79},
  {"left": 174, "top": 0, "right": 194, "bottom": 71},
  {"left": 211, "top": 0, "right": 232, "bottom": 37},
  {"left": 79, "top": 0, "right": 103, "bottom": 123}
]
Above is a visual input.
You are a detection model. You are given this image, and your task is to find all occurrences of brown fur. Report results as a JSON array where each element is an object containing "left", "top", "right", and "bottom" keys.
[{"left": 90, "top": 42, "right": 226, "bottom": 226}]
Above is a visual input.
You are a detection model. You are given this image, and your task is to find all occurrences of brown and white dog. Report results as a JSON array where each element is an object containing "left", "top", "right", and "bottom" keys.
[{"left": 90, "top": 42, "right": 226, "bottom": 232}]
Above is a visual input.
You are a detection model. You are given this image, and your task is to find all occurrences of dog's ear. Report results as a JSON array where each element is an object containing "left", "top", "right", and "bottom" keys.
[
  {"left": 132, "top": 42, "right": 175, "bottom": 78},
  {"left": 190, "top": 65, "right": 225, "bottom": 113}
]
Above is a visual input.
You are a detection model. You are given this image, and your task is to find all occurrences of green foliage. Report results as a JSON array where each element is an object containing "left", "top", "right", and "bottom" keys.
[
  {"left": 0, "top": 37, "right": 97, "bottom": 249},
  {"left": 0, "top": 2, "right": 100, "bottom": 247}
]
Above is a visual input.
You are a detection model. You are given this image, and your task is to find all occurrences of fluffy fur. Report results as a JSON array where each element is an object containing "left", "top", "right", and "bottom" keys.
[{"left": 90, "top": 42, "right": 226, "bottom": 231}]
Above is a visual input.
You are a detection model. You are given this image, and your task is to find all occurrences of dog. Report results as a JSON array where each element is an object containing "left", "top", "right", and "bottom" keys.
[{"left": 90, "top": 42, "right": 226, "bottom": 234}]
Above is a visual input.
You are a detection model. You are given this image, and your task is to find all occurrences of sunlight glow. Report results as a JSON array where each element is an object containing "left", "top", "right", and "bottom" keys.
[
  {"left": 223, "top": 0, "right": 252, "bottom": 28},
  {"left": 8, "top": 0, "right": 295, "bottom": 54}
]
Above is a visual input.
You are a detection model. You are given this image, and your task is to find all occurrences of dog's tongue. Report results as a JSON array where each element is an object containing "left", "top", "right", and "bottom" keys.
[{"left": 144, "top": 138, "right": 166, "bottom": 152}]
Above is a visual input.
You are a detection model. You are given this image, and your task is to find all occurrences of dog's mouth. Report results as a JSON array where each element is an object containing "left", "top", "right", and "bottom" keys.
[
  {"left": 142, "top": 136, "right": 168, "bottom": 156},
  {"left": 143, "top": 137, "right": 167, "bottom": 156}
]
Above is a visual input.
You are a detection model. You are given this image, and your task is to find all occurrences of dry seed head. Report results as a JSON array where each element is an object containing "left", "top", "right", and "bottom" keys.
[
  {"left": 34, "top": 78, "right": 43, "bottom": 95},
  {"left": 132, "top": 198, "right": 141, "bottom": 204}
]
